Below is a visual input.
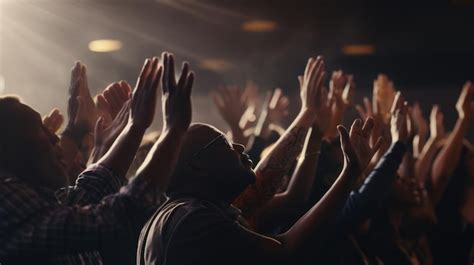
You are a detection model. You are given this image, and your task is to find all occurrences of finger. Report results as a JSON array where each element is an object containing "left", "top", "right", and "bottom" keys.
[
  {"left": 80, "top": 64, "right": 91, "bottom": 96},
  {"left": 167, "top": 53, "right": 176, "bottom": 88},
  {"left": 97, "top": 94, "right": 111, "bottom": 111},
  {"left": 184, "top": 72, "right": 194, "bottom": 99},
  {"left": 69, "top": 62, "right": 81, "bottom": 92},
  {"left": 136, "top": 58, "right": 152, "bottom": 94},
  {"left": 372, "top": 136, "right": 383, "bottom": 153},
  {"left": 116, "top": 81, "right": 130, "bottom": 101},
  {"left": 390, "top": 91, "right": 402, "bottom": 114},
  {"left": 119, "top": 81, "right": 132, "bottom": 98},
  {"left": 297, "top": 75, "right": 303, "bottom": 88},
  {"left": 337, "top": 125, "right": 351, "bottom": 152},
  {"left": 269, "top": 88, "right": 282, "bottom": 109},
  {"left": 161, "top": 52, "right": 169, "bottom": 93},
  {"left": 363, "top": 97, "right": 372, "bottom": 115},
  {"left": 144, "top": 57, "right": 159, "bottom": 91},
  {"left": 177, "top": 62, "right": 190, "bottom": 89},
  {"left": 104, "top": 89, "right": 119, "bottom": 114},
  {"left": 361, "top": 117, "right": 375, "bottom": 138},
  {"left": 94, "top": 117, "right": 104, "bottom": 141},
  {"left": 151, "top": 65, "right": 163, "bottom": 95},
  {"left": 355, "top": 104, "right": 367, "bottom": 119},
  {"left": 110, "top": 83, "right": 124, "bottom": 109},
  {"left": 309, "top": 58, "right": 324, "bottom": 89},
  {"left": 304, "top": 58, "right": 314, "bottom": 80},
  {"left": 350, "top": 119, "right": 363, "bottom": 135}
]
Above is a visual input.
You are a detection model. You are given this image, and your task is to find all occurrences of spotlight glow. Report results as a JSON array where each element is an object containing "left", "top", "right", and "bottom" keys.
[
  {"left": 199, "top": 59, "right": 233, "bottom": 73},
  {"left": 88, "top": 39, "right": 123, "bottom": 52},
  {"left": 342, "top": 44, "right": 376, "bottom": 55},
  {"left": 242, "top": 20, "right": 278, "bottom": 32}
]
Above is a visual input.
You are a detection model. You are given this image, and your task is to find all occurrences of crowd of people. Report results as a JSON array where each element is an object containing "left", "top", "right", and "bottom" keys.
[{"left": 0, "top": 52, "right": 473, "bottom": 265}]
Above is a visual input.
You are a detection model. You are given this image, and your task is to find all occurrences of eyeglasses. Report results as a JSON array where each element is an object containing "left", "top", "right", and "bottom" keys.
[{"left": 188, "top": 134, "right": 232, "bottom": 168}]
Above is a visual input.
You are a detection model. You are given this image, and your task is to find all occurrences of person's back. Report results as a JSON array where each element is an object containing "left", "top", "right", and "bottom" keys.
[{"left": 138, "top": 198, "right": 266, "bottom": 265}]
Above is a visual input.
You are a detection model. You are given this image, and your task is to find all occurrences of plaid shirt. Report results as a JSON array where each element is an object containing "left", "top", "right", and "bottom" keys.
[{"left": 0, "top": 164, "right": 158, "bottom": 265}]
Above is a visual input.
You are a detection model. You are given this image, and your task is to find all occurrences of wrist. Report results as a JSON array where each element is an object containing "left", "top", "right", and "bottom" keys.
[
  {"left": 297, "top": 109, "right": 316, "bottom": 125},
  {"left": 62, "top": 124, "right": 90, "bottom": 148}
]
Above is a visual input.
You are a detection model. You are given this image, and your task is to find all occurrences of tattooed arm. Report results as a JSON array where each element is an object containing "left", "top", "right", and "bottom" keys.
[{"left": 234, "top": 56, "right": 326, "bottom": 222}]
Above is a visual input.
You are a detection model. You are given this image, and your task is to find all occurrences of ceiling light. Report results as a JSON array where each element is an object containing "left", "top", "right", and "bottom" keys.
[
  {"left": 242, "top": 20, "right": 278, "bottom": 32},
  {"left": 342, "top": 44, "right": 376, "bottom": 55},
  {"left": 199, "top": 59, "right": 233, "bottom": 73},
  {"left": 88, "top": 39, "right": 122, "bottom": 53}
]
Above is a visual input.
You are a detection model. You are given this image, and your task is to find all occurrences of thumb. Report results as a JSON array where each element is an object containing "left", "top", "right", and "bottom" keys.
[
  {"left": 337, "top": 125, "right": 350, "bottom": 150},
  {"left": 94, "top": 117, "right": 105, "bottom": 143}
]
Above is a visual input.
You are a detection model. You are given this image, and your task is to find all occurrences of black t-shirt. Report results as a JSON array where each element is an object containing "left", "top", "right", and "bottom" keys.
[{"left": 137, "top": 198, "right": 270, "bottom": 265}]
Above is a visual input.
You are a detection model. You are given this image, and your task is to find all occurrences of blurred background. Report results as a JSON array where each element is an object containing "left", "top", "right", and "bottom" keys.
[{"left": 0, "top": 0, "right": 473, "bottom": 134}]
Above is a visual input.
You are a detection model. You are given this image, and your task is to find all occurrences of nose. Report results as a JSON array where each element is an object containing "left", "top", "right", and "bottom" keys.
[{"left": 232, "top": 143, "right": 245, "bottom": 153}]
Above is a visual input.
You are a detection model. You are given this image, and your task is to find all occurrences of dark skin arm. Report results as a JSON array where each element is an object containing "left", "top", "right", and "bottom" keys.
[
  {"left": 133, "top": 52, "right": 194, "bottom": 192},
  {"left": 431, "top": 81, "right": 473, "bottom": 204},
  {"left": 255, "top": 82, "right": 332, "bottom": 227},
  {"left": 234, "top": 56, "right": 326, "bottom": 222},
  {"left": 96, "top": 57, "right": 162, "bottom": 180},
  {"left": 244, "top": 118, "right": 381, "bottom": 259}
]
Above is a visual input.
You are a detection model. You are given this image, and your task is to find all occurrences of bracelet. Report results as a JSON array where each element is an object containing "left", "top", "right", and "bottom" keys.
[{"left": 305, "top": 151, "right": 321, "bottom": 158}]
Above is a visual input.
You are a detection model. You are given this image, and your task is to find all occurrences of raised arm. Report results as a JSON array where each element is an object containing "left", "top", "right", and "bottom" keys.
[
  {"left": 431, "top": 81, "right": 473, "bottom": 204},
  {"left": 255, "top": 85, "right": 331, "bottom": 227},
  {"left": 324, "top": 71, "right": 354, "bottom": 139},
  {"left": 96, "top": 57, "right": 162, "bottom": 180},
  {"left": 336, "top": 92, "right": 408, "bottom": 231},
  {"left": 133, "top": 52, "right": 194, "bottom": 193},
  {"left": 234, "top": 56, "right": 326, "bottom": 221},
  {"left": 266, "top": 117, "right": 381, "bottom": 256},
  {"left": 415, "top": 105, "right": 444, "bottom": 183}
]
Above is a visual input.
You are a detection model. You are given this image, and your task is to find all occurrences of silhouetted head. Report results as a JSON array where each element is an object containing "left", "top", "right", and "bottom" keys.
[
  {"left": 167, "top": 123, "right": 256, "bottom": 203},
  {"left": 0, "top": 96, "right": 67, "bottom": 190}
]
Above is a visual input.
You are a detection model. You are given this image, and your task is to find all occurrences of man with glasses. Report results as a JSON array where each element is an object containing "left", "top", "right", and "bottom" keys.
[{"left": 137, "top": 57, "right": 382, "bottom": 265}]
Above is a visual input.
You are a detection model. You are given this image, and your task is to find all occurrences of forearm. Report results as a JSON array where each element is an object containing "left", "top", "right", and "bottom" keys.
[
  {"left": 284, "top": 126, "right": 323, "bottom": 205},
  {"left": 96, "top": 123, "right": 145, "bottom": 180},
  {"left": 256, "top": 127, "right": 322, "bottom": 225},
  {"left": 431, "top": 118, "right": 467, "bottom": 202},
  {"left": 415, "top": 137, "right": 439, "bottom": 183},
  {"left": 337, "top": 141, "right": 406, "bottom": 230},
  {"left": 134, "top": 128, "right": 185, "bottom": 193},
  {"left": 235, "top": 111, "right": 313, "bottom": 218},
  {"left": 277, "top": 166, "right": 356, "bottom": 254}
]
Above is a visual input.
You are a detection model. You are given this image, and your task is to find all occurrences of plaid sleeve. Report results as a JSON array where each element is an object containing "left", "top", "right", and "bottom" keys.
[
  {"left": 62, "top": 164, "right": 127, "bottom": 206},
  {"left": 0, "top": 176, "right": 144, "bottom": 258}
]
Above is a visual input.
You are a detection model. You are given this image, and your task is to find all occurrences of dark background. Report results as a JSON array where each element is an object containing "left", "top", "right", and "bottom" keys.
[{"left": 0, "top": 0, "right": 473, "bottom": 136}]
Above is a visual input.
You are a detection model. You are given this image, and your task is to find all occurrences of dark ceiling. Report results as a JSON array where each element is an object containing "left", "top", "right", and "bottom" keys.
[{"left": 0, "top": 0, "right": 473, "bottom": 128}]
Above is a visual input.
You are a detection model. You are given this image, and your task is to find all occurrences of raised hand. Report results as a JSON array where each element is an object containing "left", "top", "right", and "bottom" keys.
[
  {"left": 212, "top": 85, "right": 251, "bottom": 130},
  {"left": 329, "top": 70, "right": 354, "bottom": 111},
  {"left": 129, "top": 57, "right": 162, "bottom": 130},
  {"left": 161, "top": 52, "right": 194, "bottom": 133},
  {"left": 300, "top": 56, "right": 326, "bottom": 118},
  {"left": 455, "top": 81, "right": 473, "bottom": 120},
  {"left": 373, "top": 74, "right": 397, "bottom": 124},
  {"left": 265, "top": 88, "right": 290, "bottom": 126},
  {"left": 43, "top": 108, "right": 64, "bottom": 134},
  {"left": 298, "top": 74, "right": 331, "bottom": 134},
  {"left": 429, "top": 105, "right": 445, "bottom": 140},
  {"left": 96, "top": 81, "right": 131, "bottom": 125},
  {"left": 412, "top": 103, "right": 428, "bottom": 138},
  {"left": 390, "top": 92, "right": 409, "bottom": 144},
  {"left": 68, "top": 62, "right": 99, "bottom": 132},
  {"left": 338, "top": 118, "right": 382, "bottom": 176},
  {"left": 90, "top": 100, "right": 131, "bottom": 163}
]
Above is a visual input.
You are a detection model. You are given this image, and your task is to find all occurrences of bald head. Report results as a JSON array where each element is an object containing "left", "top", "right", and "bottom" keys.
[{"left": 167, "top": 123, "right": 255, "bottom": 202}]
